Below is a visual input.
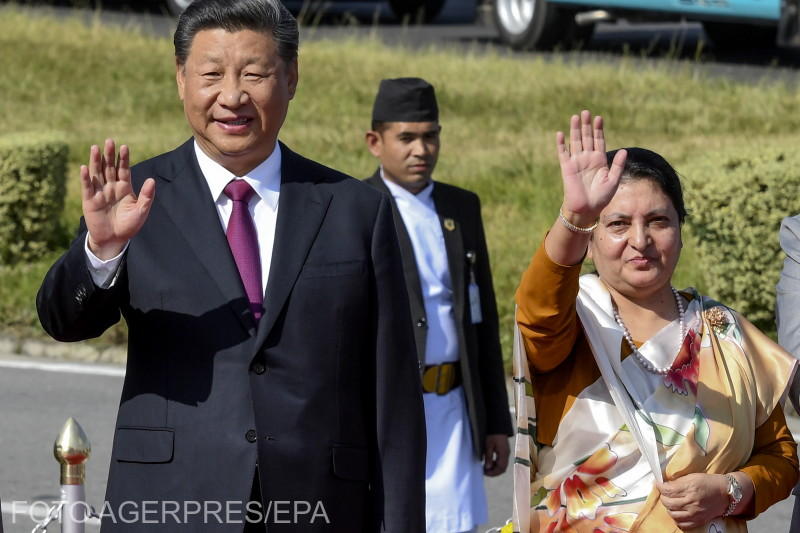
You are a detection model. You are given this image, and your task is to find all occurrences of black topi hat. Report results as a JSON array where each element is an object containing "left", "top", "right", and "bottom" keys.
[{"left": 371, "top": 77, "right": 439, "bottom": 123}]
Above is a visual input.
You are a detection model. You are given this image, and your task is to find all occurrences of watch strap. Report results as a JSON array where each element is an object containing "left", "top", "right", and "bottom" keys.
[{"left": 722, "top": 474, "right": 742, "bottom": 517}]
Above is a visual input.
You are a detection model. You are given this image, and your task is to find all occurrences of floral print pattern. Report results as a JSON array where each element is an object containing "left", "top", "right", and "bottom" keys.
[
  {"left": 663, "top": 328, "right": 702, "bottom": 396},
  {"left": 538, "top": 444, "right": 633, "bottom": 531}
]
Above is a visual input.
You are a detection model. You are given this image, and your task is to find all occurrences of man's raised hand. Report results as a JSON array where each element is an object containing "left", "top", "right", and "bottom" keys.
[
  {"left": 556, "top": 110, "right": 627, "bottom": 226},
  {"left": 81, "top": 139, "right": 155, "bottom": 260}
]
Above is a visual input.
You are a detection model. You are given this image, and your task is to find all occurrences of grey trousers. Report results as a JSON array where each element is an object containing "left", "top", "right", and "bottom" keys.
[{"left": 790, "top": 485, "right": 800, "bottom": 533}]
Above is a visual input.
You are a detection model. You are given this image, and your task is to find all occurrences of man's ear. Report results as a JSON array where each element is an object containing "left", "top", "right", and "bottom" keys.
[
  {"left": 286, "top": 59, "right": 299, "bottom": 100},
  {"left": 176, "top": 61, "right": 186, "bottom": 101},
  {"left": 365, "top": 131, "right": 383, "bottom": 158}
]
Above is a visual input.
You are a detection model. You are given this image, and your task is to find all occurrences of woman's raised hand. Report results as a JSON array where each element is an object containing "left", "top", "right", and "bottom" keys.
[
  {"left": 556, "top": 110, "right": 627, "bottom": 225},
  {"left": 544, "top": 111, "right": 627, "bottom": 265},
  {"left": 81, "top": 139, "right": 155, "bottom": 260}
]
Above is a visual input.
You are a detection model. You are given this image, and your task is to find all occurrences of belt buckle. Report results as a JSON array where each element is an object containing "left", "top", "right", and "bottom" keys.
[
  {"left": 436, "top": 364, "right": 454, "bottom": 395},
  {"left": 422, "top": 366, "right": 437, "bottom": 393}
]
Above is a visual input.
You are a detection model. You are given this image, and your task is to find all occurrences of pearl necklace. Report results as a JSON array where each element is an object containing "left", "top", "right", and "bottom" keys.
[{"left": 612, "top": 287, "right": 686, "bottom": 375}]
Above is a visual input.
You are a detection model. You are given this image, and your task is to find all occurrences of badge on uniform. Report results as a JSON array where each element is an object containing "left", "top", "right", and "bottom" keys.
[
  {"left": 466, "top": 250, "right": 482, "bottom": 324},
  {"left": 443, "top": 218, "right": 456, "bottom": 231}
]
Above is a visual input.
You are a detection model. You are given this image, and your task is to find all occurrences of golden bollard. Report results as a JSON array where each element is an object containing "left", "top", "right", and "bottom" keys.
[{"left": 54, "top": 418, "right": 91, "bottom": 533}]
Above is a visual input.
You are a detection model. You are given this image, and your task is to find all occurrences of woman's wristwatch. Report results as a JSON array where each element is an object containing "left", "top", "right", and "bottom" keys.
[{"left": 722, "top": 474, "right": 743, "bottom": 517}]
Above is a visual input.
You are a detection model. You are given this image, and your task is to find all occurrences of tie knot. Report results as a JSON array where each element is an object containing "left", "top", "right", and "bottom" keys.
[{"left": 224, "top": 180, "right": 256, "bottom": 202}]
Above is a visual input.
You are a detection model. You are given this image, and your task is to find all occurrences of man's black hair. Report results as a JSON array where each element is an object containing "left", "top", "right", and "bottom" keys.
[{"left": 174, "top": 0, "right": 298, "bottom": 65}]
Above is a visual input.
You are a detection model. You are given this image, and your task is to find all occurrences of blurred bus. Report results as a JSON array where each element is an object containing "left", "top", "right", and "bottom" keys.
[
  {"left": 164, "top": 0, "right": 797, "bottom": 49},
  {"left": 492, "top": 0, "right": 795, "bottom": 49}
]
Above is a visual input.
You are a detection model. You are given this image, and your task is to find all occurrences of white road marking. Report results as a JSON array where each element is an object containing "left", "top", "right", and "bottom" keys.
[{"left": 0, "top": 358, "right": 124, "bottom": 377}]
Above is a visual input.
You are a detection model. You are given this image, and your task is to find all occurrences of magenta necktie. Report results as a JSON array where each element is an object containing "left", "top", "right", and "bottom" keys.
[{"left": 224, "top": 180, "right": 263, "bottom": 321}]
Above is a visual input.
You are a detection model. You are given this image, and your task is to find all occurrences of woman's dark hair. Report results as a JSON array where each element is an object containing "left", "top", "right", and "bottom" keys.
[
  {"left": 174, "top": 0, "right": 299, "bottom": 66},
  {"left": 606, "top": 147, "right": 687, "bottom": 224}
]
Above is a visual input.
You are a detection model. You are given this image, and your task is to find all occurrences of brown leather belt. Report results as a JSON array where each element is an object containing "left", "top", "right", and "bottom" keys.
[{"left": 421, "top": 362, "right": 461, "bottom": 395}]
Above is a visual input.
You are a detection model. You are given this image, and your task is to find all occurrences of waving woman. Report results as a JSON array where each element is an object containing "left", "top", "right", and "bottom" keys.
[{"left": 512, "top": 111, "right": 798, "bottom": 532}]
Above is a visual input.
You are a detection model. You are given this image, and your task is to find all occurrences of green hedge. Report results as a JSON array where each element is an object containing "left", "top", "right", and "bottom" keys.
[
  {"left": 684, "top": 147, "right": 800, "bottom": 331},
  {"left": 0, "top": 134, "right": 68, "bottom": 264}
]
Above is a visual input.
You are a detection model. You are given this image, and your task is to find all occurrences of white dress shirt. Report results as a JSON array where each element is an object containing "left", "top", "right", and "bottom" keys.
[
  {"left": 85, "top": 141, "right": 282, "bottom": 296},
  {"left": 381, "top": 174, "right": 488, "bottom": 533},
  {"left": 381, "top": 176, "right": 459, "bottom": 365}
]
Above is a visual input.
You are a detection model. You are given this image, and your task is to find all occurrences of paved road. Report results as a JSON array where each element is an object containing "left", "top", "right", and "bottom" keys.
[
  {"left": 0, "top": 355, "right": 796, "bottom": 532},
  {"left": 15, "top": 2, "right": 800, "bottom": 85}
]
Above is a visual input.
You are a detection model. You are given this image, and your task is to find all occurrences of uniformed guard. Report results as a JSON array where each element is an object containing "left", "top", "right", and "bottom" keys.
[{"left": 364, "top": 77, "right": 513, "bottom": 533}]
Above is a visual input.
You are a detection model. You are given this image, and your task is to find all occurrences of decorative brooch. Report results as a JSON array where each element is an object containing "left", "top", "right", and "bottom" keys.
[{"left": 704, "top": 307, "right": 730, "bottom": 334}]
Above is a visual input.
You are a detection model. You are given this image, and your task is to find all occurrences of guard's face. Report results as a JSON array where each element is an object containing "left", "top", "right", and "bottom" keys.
[
  {"left": 366, "top": 121, "right": 441, "bottom": 194},
  {"left": 177, "top": 28, "right": 298, "bottom": 176}
]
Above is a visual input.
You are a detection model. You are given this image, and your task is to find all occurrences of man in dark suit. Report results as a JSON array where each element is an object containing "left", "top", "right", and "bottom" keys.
[
  {"left": 36, "top": 2, "right": 425, "bottom": 531},
  {"left": 364, "top": 78, "right": 512, "bottom": 533},
  {"left": 776, "top": 214, "right": 800, "bottom": 533}
]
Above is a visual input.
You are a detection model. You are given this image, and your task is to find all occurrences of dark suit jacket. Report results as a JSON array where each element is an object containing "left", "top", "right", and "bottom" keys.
[
  {"left": 37, "top": 141, "right": 426, "bottom": 533},
  {"left": 777, "top": 214, "right": 800, "bottom": 416},
  {"left": 366, "top": 172, "right": 512, "bottom": 456}
]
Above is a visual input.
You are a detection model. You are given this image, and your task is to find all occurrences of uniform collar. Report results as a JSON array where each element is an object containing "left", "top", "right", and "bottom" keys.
[{"left": 380, "top": 168, "right": 434, "bottom": 206}]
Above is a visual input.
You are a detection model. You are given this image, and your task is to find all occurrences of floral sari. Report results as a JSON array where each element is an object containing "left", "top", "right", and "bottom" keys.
[{"left": 507, "top": 274, "right": 797, "bottom": 533}]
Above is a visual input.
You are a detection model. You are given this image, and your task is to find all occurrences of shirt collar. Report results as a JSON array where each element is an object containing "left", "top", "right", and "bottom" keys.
[
  {"left": 380, "top": 168, "right": 434, "bottom": 206},
  {"left": 194, "top": 140, "right": 281, "bottom": 210}
]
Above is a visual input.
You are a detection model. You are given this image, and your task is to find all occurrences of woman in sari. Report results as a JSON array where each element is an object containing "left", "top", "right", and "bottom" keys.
[{"left": 512, "top": 111, "right": 798, "bottom": 533}]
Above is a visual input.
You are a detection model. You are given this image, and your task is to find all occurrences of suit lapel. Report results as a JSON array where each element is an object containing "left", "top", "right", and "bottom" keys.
[
  {"left": 367, "top": 173, "right": 426, "bottom": 319},
  {"left": 154, "top": 140, "right": 256, "bottom": 334},
  {"left": 433, "top": 185, "right": 466, "bottom": 324},
  {"left": 366, "top": 174, "right": 427, "bottom": 362},
  {"left": 255, "top": 145, "right": 332, "bottom": 348}
]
